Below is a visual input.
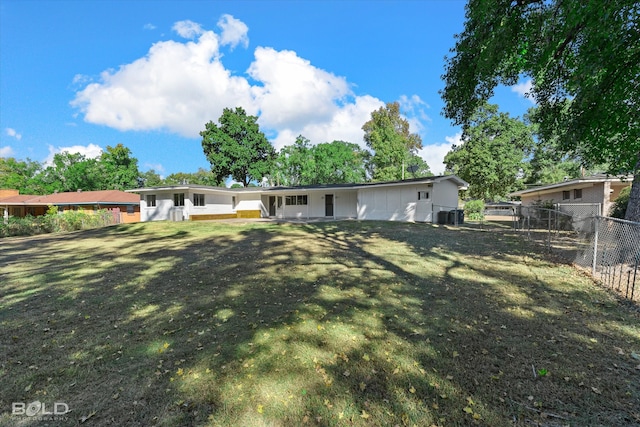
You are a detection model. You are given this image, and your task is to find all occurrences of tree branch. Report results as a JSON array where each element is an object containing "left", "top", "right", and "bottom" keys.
[{"left": 554, "top": 23, "right": 585, "bottom": 59}]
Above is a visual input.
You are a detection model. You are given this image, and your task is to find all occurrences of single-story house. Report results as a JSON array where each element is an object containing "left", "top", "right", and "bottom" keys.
[
  {"left": 127, "top": 175, "right": 469, "bottom": 223},
  {"left": 509, "top": 174, "right": 633, "bottom": 216},
  {"left": 0, "top": 189, "right": 141, "bottom": 223}
]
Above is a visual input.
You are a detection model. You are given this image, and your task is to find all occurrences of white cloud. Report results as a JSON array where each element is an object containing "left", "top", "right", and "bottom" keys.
[
  {"left": 71, "top": 29, "right": 253, "bottom": 137},
  {"left": 5, "top": 128, "right": 22, "bottom": 140},
  {"left": 143, "top": 23, "right": 156, "bottom": 31},
  {"left": 217, "top": 14, "right": 249, "bottom": 49},
  {"left": 271, "top": 95, "right": 384, "bottom": 150},
  {"left": 172, "top": 20, "right": 204, "bottom": 39},
  {"left": 418, "top": 132, "right": 461, "bottom": 175},
  {"left": 511, "top": 79, "right": 536, "bottom": 104},
  {"left": 44, "top": 143, "right": 103, "bottom": 166},
  {"left": 70, "top": 16, "right": 413, "bottom": 156},
  {"left": 0, "top": 146, "right": 14, "bottom": 157}
]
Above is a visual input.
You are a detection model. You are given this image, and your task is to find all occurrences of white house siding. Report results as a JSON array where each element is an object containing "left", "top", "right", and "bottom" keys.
[
  {"left": 357, "top": 183, "right": 451, "bottom": 223},
  {"left": 188, "top": 191, "right": 237, "bottom": 218},
  {"left": 334, "top": 190, "right": 357, "bottom": 218},
  {"left": 140, "top": 190, "right": 236, "bottom": 221},
  {"left": 432, "top": 179, "right": 461, "bottom": 216},
  {"left": 234, "top": 191, "right": 269, "bottom": 217},
  {"left": 235, "top": 198, "right": 268, "bottom": 217},
  {"left": 131, "top": 176, "right": 467, "bottom": 223},
  {"left": 141, "top": 193, "right": 175, "bottom": 221},
  {"left": 262, "top": 190, "right": 358, "bottom": 219},
  {"left": 357, "top": 185, "right": 423, "bottom": 222}
]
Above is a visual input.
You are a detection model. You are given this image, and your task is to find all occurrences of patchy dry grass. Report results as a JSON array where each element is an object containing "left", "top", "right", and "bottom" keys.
[{"left": 1, "top": 220, "right": 639, "bottom": 427}]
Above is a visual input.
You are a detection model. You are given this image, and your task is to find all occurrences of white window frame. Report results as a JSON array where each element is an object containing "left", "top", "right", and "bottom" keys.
[{"left": 418, "top": 191, "right": 430, "bottom": 201}]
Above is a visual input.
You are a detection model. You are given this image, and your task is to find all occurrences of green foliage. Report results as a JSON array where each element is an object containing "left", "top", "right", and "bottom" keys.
[
  {"left": 362, "top": 102, "right": 424, "bottom": 181},
  {"left": 164, "top": 168, "right": 220, "bottom": 186},
  {"left": 138, "top": 169, "right": 164, "bottom": 187},
  {"left": 200, "top": 107, "right": 276, "bottom": 186},
  {"left": 40, "top": 152, "right": 102, "bottom": 193},
  {"left": 99, "top": 144, "right": 140, "bottom": 190},
  {"left": 441, "top": 0, "right": 640, "bottom": 220},
  {"left": 444, "top": 103, "right": 533, "bottom": 200},
  {"left": 271, "top": 136, "right": 315, "bottom": 186},
  {"left": 1, "top": 143, "right": 142, "bottom": 194},
  {"left": 463, "top": 199, "right": 485, "bottom": 221},
  {"left": 609, "top": 186, "right": 631, "bottom": 219},
  {"left": 0, "top": 157, "right": 47, "bottom": 194},
  {"left": 0, "top": 209, "right": 116, "bottom": 238},
  {"left": 272, "top": 137, "right": 370, "bottom": 186}
]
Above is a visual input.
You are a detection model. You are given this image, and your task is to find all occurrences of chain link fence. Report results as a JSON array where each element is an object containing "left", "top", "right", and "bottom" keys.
[{"left": 516, "top": 205, "right": 640, "bottom": 302}]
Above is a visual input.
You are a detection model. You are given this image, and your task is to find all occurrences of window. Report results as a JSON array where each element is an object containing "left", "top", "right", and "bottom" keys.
[
  {"left": 285, "top": 195, "right": 308, "bottom": 205},
  {"left": 562, "top": 190, "right": 570, "bottom": 200},
  {"left": 574, "top": 189, "right": 582, "bottom": 199},
  {"left": 126, "top": 205, "right": 134, "bottom": 214},
  {"left": 277, "top": 196, "right": 282, "bottom": 208},
  {"left": 232, "top": 196, "right": 236, "bottom": 209},
  {"left": 193, "top": 193, "right": 205, "bottom": 207},
  {"left": 418, "top": 191, "right": 430, "bottom": 201},
  {"left": 146, "top": 194, "right": 157, "bottom": 207},
  {"left": 173, "top": 193, "right": 185, "bottom": 206}
]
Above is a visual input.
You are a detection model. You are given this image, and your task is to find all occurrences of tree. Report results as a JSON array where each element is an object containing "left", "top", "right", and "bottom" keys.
[
  {"left": 40, "top": 152, "right": 101, "bottom": 193},
  {"left": 444, "top": 103, "right": 533, "bottom": 200},
  {"left": 200, "top": 107, "right": 275, "bottom": 187},
  {"left": 609, "top": 186, "right": 631, "bottom": 219},
  {"left": 271, "top": 137, "right": 370, "bottom": 186},
  {"left": 99, "top": 144, "right": 140, "bottom": 190},
  {"left": 164, "top": 168, "right": 221, "bottom": 186},
  {"left": 312, "top": 141, "right": 370, "bottom": 184},
  {"left": 362, "top": 102, "right": 424, "bottom": 181},
  {"left": 441, "top": 0, "right": 640, "bottom": 220},
  {"left": 271, "top": 136, "right": 315, "bottom": 186},
  {"left": 0, "top": 157, "right": 47, "bottom": 194},
  {"left": 138, "top": 169, "right": 164, "bottom": 187},
  {"left": 522, "top": 107, "right": 582, "bottom": 185}
]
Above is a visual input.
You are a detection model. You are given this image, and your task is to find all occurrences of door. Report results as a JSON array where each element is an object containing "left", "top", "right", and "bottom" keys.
[
  {"left": 268, "top": 196, "right": 276, "bottom": 216},
  {"left": 325, "top": 194, "right": 334, "bottom": 217}
]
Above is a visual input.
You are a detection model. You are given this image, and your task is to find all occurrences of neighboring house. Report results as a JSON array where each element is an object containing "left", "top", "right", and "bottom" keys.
[
  {"left": 483, "top": 201, "right": 521, "bottom": 220},
  {"left": 127, "top": 175, "right": 469, "bottom": 223},
  {"left": 0, "top": 189, "right": 141, "bottom": 223},
  {"left": 509, "top": 174, "right": 633, "bottom": 216}
]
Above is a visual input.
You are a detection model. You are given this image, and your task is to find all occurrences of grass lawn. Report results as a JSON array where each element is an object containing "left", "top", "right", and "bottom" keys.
[{"left": 1, "top": 220, "right": 639, "bottom": 426}]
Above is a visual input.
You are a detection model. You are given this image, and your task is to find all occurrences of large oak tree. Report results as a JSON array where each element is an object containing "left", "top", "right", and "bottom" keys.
[
  {"left": 444, "top": 103, "right": 533, "bottom": 200},
  {"left": 200, "top": 107, "right": 275, "bottom": 187},
  {"left": 441, "top": 0, "right": 640, "bottom": 220}
]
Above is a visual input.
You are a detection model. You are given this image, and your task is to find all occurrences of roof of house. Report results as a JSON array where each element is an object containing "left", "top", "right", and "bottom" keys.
[
  {"left": 128, "top": 175, "right": 469, "bottom": 194},
  {"left": 0, "top": 190, "right": 140, "bottom": 206},
  {"left": 509, "top": 174, "right": 633, "bottom": 197}
]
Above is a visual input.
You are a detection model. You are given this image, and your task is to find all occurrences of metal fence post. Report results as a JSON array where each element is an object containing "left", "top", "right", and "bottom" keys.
[{"left": 592, "top": 216, "right": 599, "bottom": 276}]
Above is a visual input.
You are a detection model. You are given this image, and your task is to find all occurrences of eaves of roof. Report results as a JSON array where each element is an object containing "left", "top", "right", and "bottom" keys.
[{"left": 509, "top": 174, "right": 633, "bottom": 197}]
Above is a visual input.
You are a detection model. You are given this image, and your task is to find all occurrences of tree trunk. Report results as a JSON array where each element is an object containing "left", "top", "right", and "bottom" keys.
[{"left": 624, "top": 154, "right": 640, "bottom": 222}]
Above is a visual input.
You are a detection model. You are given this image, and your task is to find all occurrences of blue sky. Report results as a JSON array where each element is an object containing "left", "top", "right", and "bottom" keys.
[{"left": 0, "top": 0, "right": 534, "bottom": 179}]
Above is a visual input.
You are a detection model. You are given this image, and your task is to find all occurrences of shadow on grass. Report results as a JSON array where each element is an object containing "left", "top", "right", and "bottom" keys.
[{"left": 1, "top": 220, "right": 639, "bottom": 426}]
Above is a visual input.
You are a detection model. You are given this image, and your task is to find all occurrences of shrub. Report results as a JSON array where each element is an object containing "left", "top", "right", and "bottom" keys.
[
  {"left": 464, "top": 199, "right": 485, "bottom": 221},
  {"left": 609, "top": 186, "right": 630, "bottom": 219}
]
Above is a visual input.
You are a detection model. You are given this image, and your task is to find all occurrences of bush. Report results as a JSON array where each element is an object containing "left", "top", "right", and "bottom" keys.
[
  {"left": 609, "top": 186, "right": 630, "bottom": 219},
  {"left": 0, "top": 208, "right": 117, "bottom": 238},
  {"left": 464, "top": 199, "right": 485, "bottom": 221}
]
